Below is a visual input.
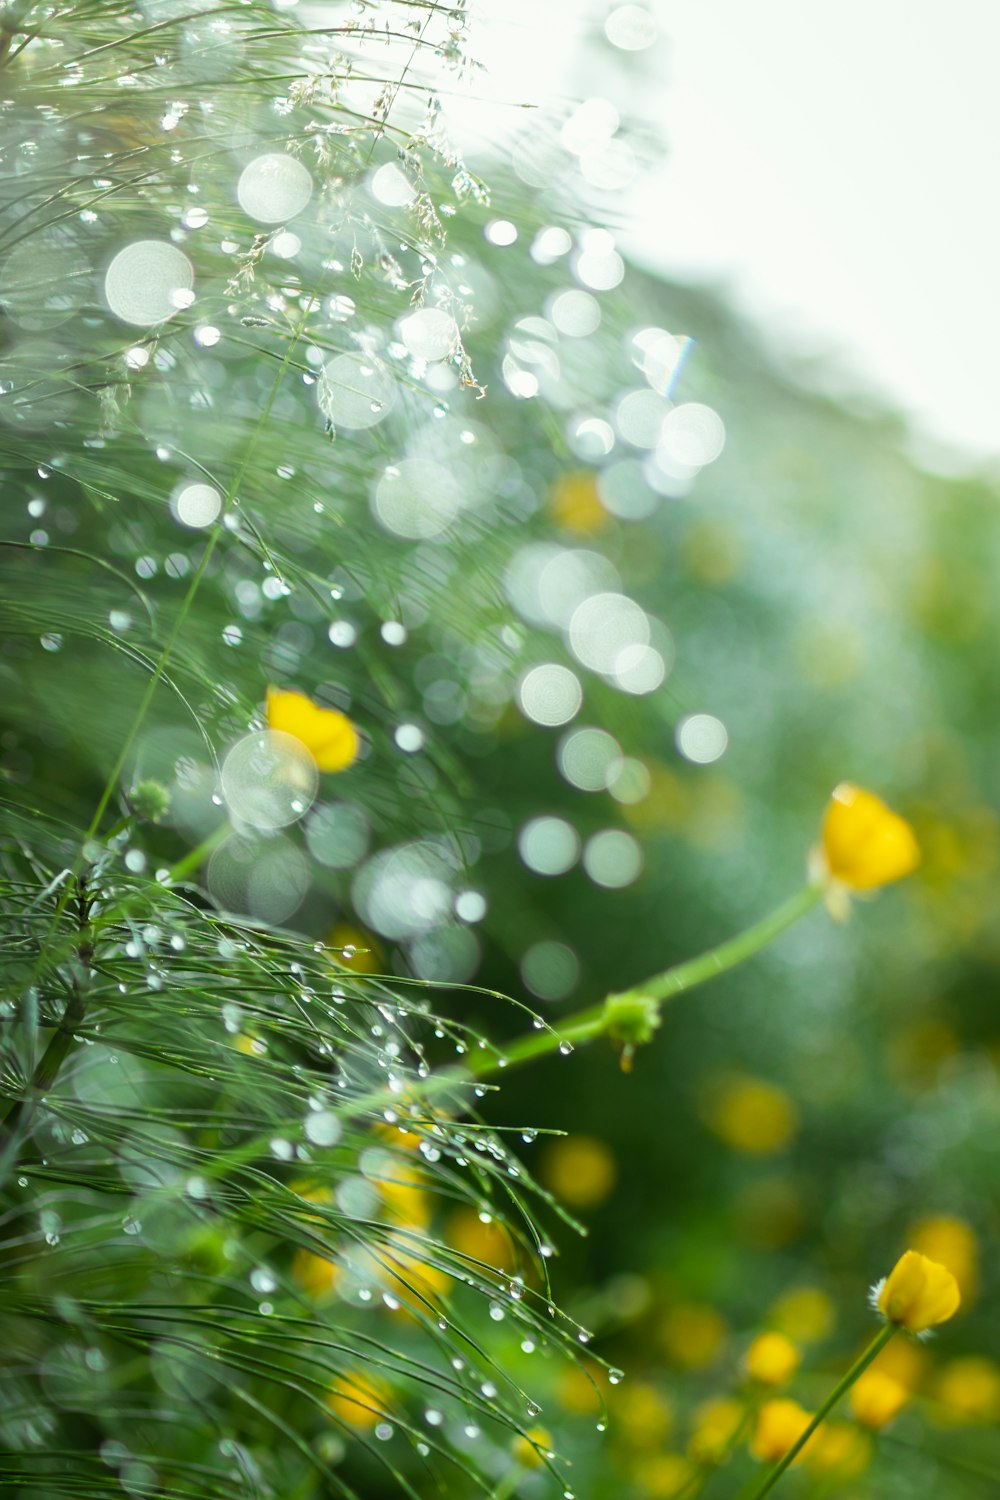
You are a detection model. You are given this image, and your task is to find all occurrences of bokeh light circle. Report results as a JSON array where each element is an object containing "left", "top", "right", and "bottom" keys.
[
  {"left": 568, "top": 591, "right": 650, "bottom": 674},
  {"left": 237, "top": 153, "right": 313, "bottom": 223},
  {"left": 517, "top": 664, "right": 583, "bottom": 727},
  {"left": 676, "top": 713, "right": 729, "bottom": 764},
  {"left": 583, "top": 829, "right": 644, "bottom": 888},
  {"left": 104, "top": 241, "right": 194, "bottom": 327},
  {"left": 171, "top": 481, "right": 222, "bottom": 529},
  {"left": 517, "top": 816, "right": 581, "bottom": 876},
  {"left": 220, "top": 729, "right": 319, "bottom": 830},
  {"left": 318, "top": 354, "right": 396, "bottom": 430}
]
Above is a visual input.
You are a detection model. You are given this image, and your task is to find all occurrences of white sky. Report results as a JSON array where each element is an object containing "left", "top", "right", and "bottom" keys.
[{"left": 464, "top": 0, "right": 1000, "bottom": 468}]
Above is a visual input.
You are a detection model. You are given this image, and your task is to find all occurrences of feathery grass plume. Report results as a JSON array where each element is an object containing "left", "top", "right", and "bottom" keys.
[{"left": 0, "top": 2, "right": 623, "bottom": 1494}]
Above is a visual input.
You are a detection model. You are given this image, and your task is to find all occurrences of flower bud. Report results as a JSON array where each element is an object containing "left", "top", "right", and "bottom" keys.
[
  {"left": 266, "top": 685, "right": 359, "bottom": 772},
  {"left": 818, "top": 783, "right": 919, "bottom": 890},
  {"left": 874, "top": 1250, "right": 960, "bottom": 1334}
]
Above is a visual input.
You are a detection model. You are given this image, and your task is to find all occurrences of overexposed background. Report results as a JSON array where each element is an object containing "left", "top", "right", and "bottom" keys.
[{"left": 462, "top": 0, "right": 1000, "bottom": 469}]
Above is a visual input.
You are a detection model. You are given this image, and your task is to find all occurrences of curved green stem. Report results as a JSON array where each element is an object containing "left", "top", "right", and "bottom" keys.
[
  {"left": 472, "top": 883, "right": 823, "bottom": 1078},
  {"left": 335, "top": 882, "right": 824, "bottom": 1124},
  {"left": 742, "top": 1323, "right": 896, "bottom": 1500}
]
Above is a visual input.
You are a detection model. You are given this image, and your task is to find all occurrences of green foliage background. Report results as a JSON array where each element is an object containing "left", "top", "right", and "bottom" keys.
[{"left": 1, "top": 3, "right": 998, "bottom": 1499}]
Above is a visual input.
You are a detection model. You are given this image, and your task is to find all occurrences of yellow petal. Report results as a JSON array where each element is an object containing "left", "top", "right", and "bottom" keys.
[
  {"left": 751, "top": 1399, "right": 814, "bottom": 1464},
  {"left": 820, "top": 783, "right": 920, "bottom": 890},
  {"left": 266, "top": 687, "right": 359, "bottom": 772},
  {"left": 745, "top": 1331, "right": 801, "bottom": 1387},
  {"left": 850, "top": 1370, "right": 908, "bottom": 1429},
  {"left": 877, "top": 1249, "right": 961, "bottom": 1333}
]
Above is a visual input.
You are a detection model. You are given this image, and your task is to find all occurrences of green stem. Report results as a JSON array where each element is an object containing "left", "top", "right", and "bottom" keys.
[
  {"left": 490, "top": 1466, "right": 523, "bottom": 1500},
  {"left": 196, "top": 880, "right": 826, "bottom": 1180},
  {"left": 611, "top": 883, "right": 823, "bottom": 1010},
  {"left": 742, "top": 1324, "right": 897, "bottom": 1500},
  {"left": 2, "top": 873, "right": 93, "bottom": 1139},
  {"left": 333, "top": 883, "right": 823, "bottom": 1125},
  {"left": 460, "top": 884, "right": 821, "bottom": 1080}
]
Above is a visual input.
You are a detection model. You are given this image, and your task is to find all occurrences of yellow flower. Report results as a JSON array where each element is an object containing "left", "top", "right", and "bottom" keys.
[
  {"left": 702, "top": 1074, "right": 797, "bottom": 1155},
  {"left": 935, "top": 1356, "right": 1000, "bottom": 1424},
  {"left": 818, "top": 783, "right": 920, "bottom": 891},
  {"left": 632, "top": 1453, "right": 696, "bottom": 1498},
  {"left": 687, "top": 1397, "right": 743, "bottom": 1464},
  {"left": 874, "top": 1250, "right": 961, "bottom": 1333},
  {"left": 266, "top": 686, "right": 359, "bottom": 772},
  {"left": 908, "top": 1215, "right": 978, "bottom": 1302},
  {"left": 326, "top": 1371, "right": 391, "bottom": 1429},
  {"left": 806, "top": 1422, "right": 872, "bottom": 1479},
  {"left": 444, "top": 1206, "right": 515, "bottom": 1272},
  {"left": 541, "top": 1135, "right": 616, "bottom": 1208},
  {"left": 660, "top": 1303, "right": 727, "bottom": 1370},
  {"left": 613, "top": 1382, "right": 673, "bottom": 1450},
  {"left": 850, "top": 1369, "right": 908, "bottom": 1429},
  {"left": 291, "top": 1248, "right": 339, "bottom": 1300},
  {"left": 751, "top": 1399, "right": 814, "bottom": 1464},
  {"left": 770, "top": 1286, "right": 835, "bottom": 1343},
  {"left": 549, "top": 470, "right": 609, "bottom": 534},
  {"left": 745, "top": 1332, "right": 801, "bottom": 1387},
  {"left": 512, "top": 1426, "right": 552, "bottom": 1468}
]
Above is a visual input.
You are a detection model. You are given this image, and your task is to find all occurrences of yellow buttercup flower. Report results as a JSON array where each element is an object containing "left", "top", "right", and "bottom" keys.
[
  {"left": 806, "top": 1422, "right": 872, "bottom": 1479},
  {"left": 849, "top": 1369, "right": 908, "bottom": 1429},
  {"left": 541, "top": 1134, "right": 616, "bottom": 1208},
  {"left": 631, "top": 1452, "right": 695, "bottom": 1499},
  {"left": 326, "top": 1371, "right": 391, "bottom": 1429},
  {"left": 770, "top": 1286, "right": 835, "bottom": 1343},
  {"left": 818, "top": 783, "right": 920, "bottom": 891},
  {"left": 935, "top": 1356, "right": 1000, "bottom": 1424},
  {"left": 745, "top": 1331, "right": 801, "bottom": 1387},
  {"left": 874, "top": 1250, "right": 961, "bottom": 1333},
  {"left": 751, "top": 1399, "right": 815, "bottom": 1464},
  {"left": 512, "top": 1426, "right": 552, "bottom": 1468},
  {"left": 266, "top": 686, "right": 359, "bottom": 772},
  {"left": 687, "top": 1397, "right": 743, "bottom": 1464},
  {"left": 908, "top": 1215, "right": 978, "bottom": 1302},
  {"left": 703, "top": 1073, "right": 798, "bottom": 1155}
]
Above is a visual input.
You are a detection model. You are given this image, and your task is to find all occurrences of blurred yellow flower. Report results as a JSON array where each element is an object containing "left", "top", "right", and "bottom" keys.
[
  {"left": 554, "top": 1362, "right": 605, "bottom": 1415},
  {"left": 632, "top": 1452, "right": 696, "bottom": 1498},
  {"left": 512, "top": 1425, "right": 552, "bottom": 1468},
  {"left": 377, "top": 1161, "right": 434, "bottom": 1230},
  {"left": 661, "top": 1303, "right": 727, "bottom": 1369},
  {"left": 327, "top": 922, "right": 381, "bottom": 974},
  {"left": 806, "top": 1421, "right": 872, "bottom": 1479},
  {"left": 907, "top": 1215, "right": 978, "bottom": 1302},
  {"left": 870, "top": 1335, "right": 928, "bottom": 1391},
  {"left": 541, "top": 1134, "right": 616, "bottom": 1208},
  {"left": 935, "top": 1356, "right": 1000, "bottom": 1424},
  {"left": 444, "top": 1206, "right": 514, "bottom": 1271},
  {"left": 549, "top": 470, "right": 609, "bottom": 534},
  {"left": 380, "top": 1232, "right": 451, "bottom": 1310},
  {"left": 849, "top": 1369, "right": 908, "bottom": 1429},
  {"left": 291, "top": 1247, "right": 339, "bottom": 1300},
  {"left": 770, "top": 1286, "right": 835, "bottom": 1343},
  {"left": 703, "top": 1074, "right": 798, "bottom": 1155},
  {"left": 266, "top": 685, "right": 359, "bottom": 772},
  {"left": 874, "top": 1250, "right": 961, "bottom": 1333},
  {"left": 612, "top": 1382, "right": 673, "bottom": 1449},
  {"left": 326, "top": 1371, "right": 391, "bottom": 1428},
  {"left": 687, "top": 1396, "right": 743, "bottom": 1464},
  {"left": 818, "top": 783, "right": 920, "bottom": 891},
  {"left": 751, "top": 1399, "right": 814, "bottom": 1464},
  {"left": 745, "top": 1331, "right": 801, "bottom": 1387}
]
